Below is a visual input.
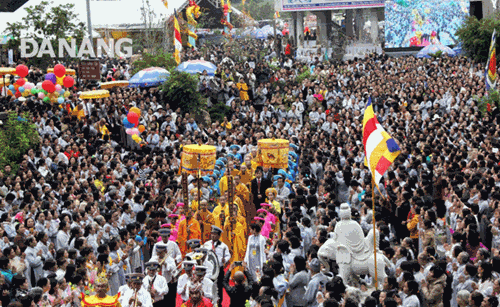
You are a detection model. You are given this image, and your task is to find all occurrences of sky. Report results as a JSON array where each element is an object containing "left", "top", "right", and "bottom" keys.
[{"left": 0, "top": 0, "right": 186, "bottom": 34}]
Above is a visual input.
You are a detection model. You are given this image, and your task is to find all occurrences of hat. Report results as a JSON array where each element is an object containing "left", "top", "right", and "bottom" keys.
[
  {"left": 183, "top": 260, "right": 196, "bottom": 269},
  {"left": 146, "top": 261, "right": 159, "bottom": 270},
  {"left": 155, "top": 243, "right": 168, "bottom": 252},
  {"left": 187, "top": 239, "right": 202, "bottom": 249},
  {"left": 229, "top": 145, "right": 241, "bottom": 151},
  {"left": 161, "top": 223, "right": 172, "bottom": 228},
  {"left": 261, "top": 203, "right": 271, "bottom": 207},
  {"left": 95, "top": 272, "right": 109, "bottom": 285},
  {"left": 176, "top": 202, "right": 185, "bottom": 207},
  {"left": 168, "top": 214, "right": 179, "bottom": 218},
  {"left": 290, "top": 144, "right": 299, "bottom": 152},
  {"left": 194, "top": 265, "right": 208, "bottom": 276},
  {"left": 309, "top": 258, "right": 321, "bottom": 272},
  {"left": 211, "top": 225, "right": 223, "bottom": 235},
  {"left": 254, "top": 217, "right": 265, "bottom": 221},
  {"left": 159, "top": 228, "right": 171, "bottom": 237},
  {"left": 257, "top": 209, "right": 268, "bottom": 214},
  {"left": 129, "top": 273, "right": 144, "bottom": 283},
  {"left": 266, "top": 188, "right": 277, "bottom": 197}
]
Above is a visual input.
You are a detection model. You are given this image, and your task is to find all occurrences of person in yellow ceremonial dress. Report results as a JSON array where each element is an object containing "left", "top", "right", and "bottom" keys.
[
  {"left": 222, "top": 203, "right": 247, "bottom": 264},
  {"left": 236, "top": 78, "right": 249, "bottom": 101},
  {"left": 219, "top": 161, "right": 240, "bottom": 196},
  {"left": 265, "top": 188, "right": 282, "bottom": 215},
  {"left": 178, "top": 208, "right": 202, "bottom": 256},
  {"left": 194, "top": 200, "right": 215, "bottom": 243},
  {"left": 212, "top": 195, "right": 230, "bottom": 229},
  {"left": 81, "top": 272, "right": 121, "bottom": 307},
  {"left": 238, "top": 163, "right": 253, "bottom": 186},
  {"left": 189, "top": 188, "right": 200, "bottom": 211},
  {"left": 97, "top": 119, "right": 110, "bottom": 140},
  {"left": 233, "top": 174, "right": 250, "bottom": 203},
  {"left": 72, "top": 104, "right": 86, "bottom": 121}
]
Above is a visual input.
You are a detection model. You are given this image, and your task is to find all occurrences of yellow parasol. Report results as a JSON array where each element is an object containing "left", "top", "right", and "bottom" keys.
[
  {"left": 181, "top": 144, "right": 217, "bottom": 175},
  {"left": 0, "top": 77, "right": 10, "bottom": 86},
  {"left": 100, "top": 81, "right": 129, "bottom": 89},
  {"left": 0, "top": 68, "right": 16, "bottom": 76},
  {"left": 79, "top": 90, "right": 110, "bottom": 100},
  {"left": 47, "top": 68, "right": 76, "bottom": 75},
  {"left": 257, "top": 138, "right": 289, "bottom": 169}
]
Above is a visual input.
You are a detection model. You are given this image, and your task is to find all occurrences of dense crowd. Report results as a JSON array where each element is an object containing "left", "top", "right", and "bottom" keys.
[{"left": 0, "top": 36, "right": 499, "bottom": 307}]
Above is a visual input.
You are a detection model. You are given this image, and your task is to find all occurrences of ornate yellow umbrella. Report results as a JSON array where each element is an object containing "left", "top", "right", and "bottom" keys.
[
  {"left": 79, "top": 90, "right": 110, "bottom": 100},
  {"left": 181, "top": 144, "right": 217, "bottom": 175},
  {"left": 47, "top": 68, "right": 76, "bottom": 75},
  {"left": 258, "top": 138, "right": 289, "bottom": 169},
  {"left": 100, "top": 81, "right": 129, "bottom": 89},
  {"left": 0, "top": 77, "right": 10, "bottom": 86},
  {"left": 0, "top": 68, "right": 16, "bottom": 76}
]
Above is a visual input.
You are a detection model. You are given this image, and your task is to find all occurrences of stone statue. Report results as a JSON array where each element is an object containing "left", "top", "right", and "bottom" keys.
[{"left": 318, "top": 203, "right": 391, "bottom": 289}]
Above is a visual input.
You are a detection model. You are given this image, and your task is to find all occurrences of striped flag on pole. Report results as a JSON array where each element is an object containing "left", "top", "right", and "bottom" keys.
[
  {"left": 362, "top": 97, "right": 401, "bottom": 188},
  {"left": 173, "top": 9, "right": 182, "bottom": 65},
  {"left": 486, "top": 29, "right": 497, "bottom": 92}
]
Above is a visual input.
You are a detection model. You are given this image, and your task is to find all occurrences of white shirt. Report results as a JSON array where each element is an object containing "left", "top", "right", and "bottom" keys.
[
  {"left": 143, "top": 273, "right": 169, "bottom": 302},
  {"left": 203, "top": 240, "right": 231, "bottom": 266},
  {"left": 119, "top": 286, "right": 153, "bottom": 307},
  {"left": 151, "top": 241, "right": 182, "bottom": 264}
]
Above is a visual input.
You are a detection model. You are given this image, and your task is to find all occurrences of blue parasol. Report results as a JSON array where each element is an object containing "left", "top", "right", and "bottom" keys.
[{"left": 128, "top": 67, "right": 170, "bottom": 88}]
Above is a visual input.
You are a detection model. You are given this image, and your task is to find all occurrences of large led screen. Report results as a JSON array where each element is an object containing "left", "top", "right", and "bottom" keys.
[{"left": 384, "top": 0, "right": 469, "bottom": 48}]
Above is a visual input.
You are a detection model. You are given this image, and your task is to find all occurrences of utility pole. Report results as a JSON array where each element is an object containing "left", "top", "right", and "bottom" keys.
[{"left": 86, "top": 0, "right": 94, "bottom": 54}]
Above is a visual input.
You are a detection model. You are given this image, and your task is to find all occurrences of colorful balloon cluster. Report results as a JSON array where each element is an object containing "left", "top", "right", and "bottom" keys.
[
  {"left": 6, "top": 64, "right": 75, "bottom": 104},
  {"left": 123, "top": 107, "right": 146, "bottom": 144}
]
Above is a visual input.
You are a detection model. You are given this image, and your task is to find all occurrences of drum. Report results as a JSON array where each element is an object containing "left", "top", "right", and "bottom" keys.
[
  {"left": 181, "top": 144, "right": 217, "bottom": 175},
  {"left": 258, "top": 138, "right": 289, "bottom": 169},
  {"left": 206, "top": 250, "right": 220, "bottom": 281}
]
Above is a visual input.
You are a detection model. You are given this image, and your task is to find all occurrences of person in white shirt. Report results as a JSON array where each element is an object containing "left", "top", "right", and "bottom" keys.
[
  {"left": 143, "top": 261, "right": 169, "bottom": 307},
  {"left": 202, "top": 226, "right": 230, "bottom": 307},
  {"left": 192, "top": 265, "right": 214, "bottom": 302},
  {"left": 177, "top": 261, "right": 197, "bottom": 303},
  {"left": 119, "top": 273, "right": 153, "bottom": 307}
]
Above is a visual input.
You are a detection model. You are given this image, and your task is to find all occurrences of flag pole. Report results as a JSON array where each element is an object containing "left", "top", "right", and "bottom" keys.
[{"left": 372, "top": 177, "right": 378, "bottom": 289}]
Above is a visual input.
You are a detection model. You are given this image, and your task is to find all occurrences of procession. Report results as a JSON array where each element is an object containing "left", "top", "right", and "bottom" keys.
[{"left": 1, "top": 0, "right": 500, "bottom": 306}]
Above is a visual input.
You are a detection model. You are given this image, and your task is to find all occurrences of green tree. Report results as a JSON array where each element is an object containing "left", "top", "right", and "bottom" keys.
[
  {"left": 0, "top": 112, "right": 40, "bottom": 175},
  {"left": 3, "top": 1, "right": 86, "bottom": 68},
  {"left": 235, "top": 0, "right": 275, "bottom": 21},
  {"left": 140, "top": 0, "right": 168, "bottom": 55},
  {"left": 161, "top": 70, "right": 205, "bottom": 116},
  {"left": 132, "top": 52, "right": 177, "bottom": 75},
  {"left": 456, "top": 13, "right": 500, "bottom": 63}
]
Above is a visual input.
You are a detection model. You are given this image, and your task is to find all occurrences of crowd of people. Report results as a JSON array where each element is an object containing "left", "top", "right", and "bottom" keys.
[{"left": 0, "top": 35, "right": 500, "bottom": 307}]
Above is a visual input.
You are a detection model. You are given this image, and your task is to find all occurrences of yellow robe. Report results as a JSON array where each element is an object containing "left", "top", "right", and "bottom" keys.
[
  {"left": 81, "top": 293, "right": 121, "bottom": 307},
  {"left": 237, "top": 82, "right": 249, "bottom": 101},
  {"left": 190, "top": 199, "right": 199, "bottom": 211},
  {"left": 235, "top": 183, "right": 250, "bottom": 202},
  {"left": 195, "top": 210, "right": 215, "bottom": 243},
  {"left": 177, "top": 217, "right": 201, "bottom": 256},
  {"left": 239, "top": 169, "right": 253, "bottom": 186},
  {"left": 212, "top": 203, "right": 230, "bottom": 228},
  {"left": 223, "top": 215, "right": 247, "bottom": 263}
]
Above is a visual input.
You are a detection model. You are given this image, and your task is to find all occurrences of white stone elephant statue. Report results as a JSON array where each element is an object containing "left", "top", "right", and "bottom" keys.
[{"left": 317, "top": 204, "right": 392, "bottom": 289}]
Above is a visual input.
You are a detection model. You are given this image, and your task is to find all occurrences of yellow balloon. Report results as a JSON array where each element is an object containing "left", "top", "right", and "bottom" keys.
[
  {"left": 56, "top": 76, "right": 64, "bottom": 85},
  {"left": 64, "top": 91, "right": 71, "bottom": 98},
  {"left": 129, "top": 107, "right": 141, "bottom": 117},
  {"left": 132, "top": 134, "right": 142, "bottom": 143},
  {"left": 22, "top": 91, "right": 29, "bottom": 97}
]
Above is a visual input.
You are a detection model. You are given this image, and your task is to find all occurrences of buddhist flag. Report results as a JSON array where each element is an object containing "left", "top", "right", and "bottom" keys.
[
  {"left": 362, "top": 97, "right": 400, "bottom": 188},
  {"left": 162, "top": 0, "right": 168, "bottom": 8},
  {"left": 274, "top": 11, "right": 280, "bottom": 19},
  {"left": 486, "top": 29, "right": 497, "bottom": 92},
  {"left": 173, "top": 9, "right": 182, "bottom": 65}
]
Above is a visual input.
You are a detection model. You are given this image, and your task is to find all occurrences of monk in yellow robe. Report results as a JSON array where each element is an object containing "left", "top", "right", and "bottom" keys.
[
  {"left": 212, "top": 195, "right": 230, "bottom": 228},
  {"left": 177, "top": 209, "right": 201, "bottom": 256},
  {"left": 189, "top": 188, "right": 200, "bottom": 211},
  {"left": 237, "top": 78, "right": 249, "bottom": 101},
  {"left": 194, "top": 200, "right": 215, "bottom": 243},
  {"left": 239, "top": 163, "right": 253, "bottom": 186},
  {"left": 234, "top": 174, "right": 250, "bottom": 202},
  {"left": 223, "top": 204, "right": 247, "bottom": 264}
]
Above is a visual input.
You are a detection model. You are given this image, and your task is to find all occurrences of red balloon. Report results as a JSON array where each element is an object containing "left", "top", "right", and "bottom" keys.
[
  {"left": 15, "top": 91, "right": 22, "bottom": 98},
  {"left": 63, "top": 76, "right": 74, "bottom": 88},
  {"left": 54, "top": 64, "right": 66, "bottom": 77},
  {"left": 127, "top": 112, "right": 139, "bottom": 125},
  {"left": 42, "top": 80, "right": 55, "bottom": 93},
  {"left": 16, "top": 78, "right": 26, "bottom": 86},
  {"left": 15, "top": 65, "right": 29, "bottom": 78}
]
